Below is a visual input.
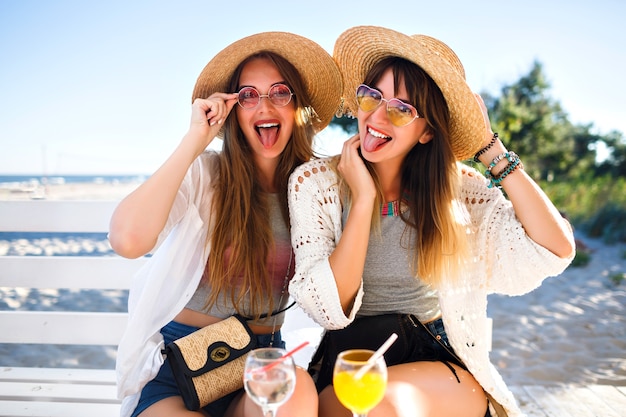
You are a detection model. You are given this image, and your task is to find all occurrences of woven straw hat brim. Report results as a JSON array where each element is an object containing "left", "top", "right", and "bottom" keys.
[
  {"left": 333, "top": 26, "right": 486, "bottom": 160},
  {"left": 192, "top": 32, "right": 342, "bottom": 133}
]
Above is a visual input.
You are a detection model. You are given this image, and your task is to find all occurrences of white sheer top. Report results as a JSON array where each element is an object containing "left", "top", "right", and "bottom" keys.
[{"left": 116, "top": 151, "right": 214, "bottom": 417}]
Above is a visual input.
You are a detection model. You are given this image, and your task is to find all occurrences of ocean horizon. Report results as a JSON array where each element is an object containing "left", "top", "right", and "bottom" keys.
[{"left": 0, "top": 174, "right": 148, "bottom": 187}]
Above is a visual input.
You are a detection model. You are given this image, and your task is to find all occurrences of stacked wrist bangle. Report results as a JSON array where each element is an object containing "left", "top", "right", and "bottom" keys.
[
  {"left": 485, "top": 151, "right": 523, "bottom": 188},
  {"left": 473, "top": 132, "right": 499, "bottom": 162}
]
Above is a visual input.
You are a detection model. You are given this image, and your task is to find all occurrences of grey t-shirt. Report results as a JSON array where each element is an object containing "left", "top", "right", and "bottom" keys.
[
  {"left": 185, "top": 193, "right": 293, "bottom": 327},
  {"left": 350, "top": 211, "right": 441, "bottom": 322}
]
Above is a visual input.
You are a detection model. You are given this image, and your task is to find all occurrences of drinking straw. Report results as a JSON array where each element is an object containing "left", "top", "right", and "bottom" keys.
[
  {"left": 253, "top": 341, "right": 310, "bottom": 373},
  {"left": 353, "top": 333, "right": 398, "bottom": 380}
]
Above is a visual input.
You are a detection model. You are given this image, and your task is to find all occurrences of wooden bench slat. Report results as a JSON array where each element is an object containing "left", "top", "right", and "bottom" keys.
[
  {"left": 0, "top": 367, "right": 116, "bottom": 384},
  {"left": 0, "top": 256, "right": 146, "bottom": 289},
  {"left": 553, "top": 385, "right": 623, "bottom": 417},
  {"left": 544, "top": 385, "right": 612, "bottom": 417},
  {"left": 0, "top": 381, "right": 118, "bottom": 402},
  {"left": 0, "top": 400, "right": 120, "bottom": 417},
  {"left": 587, "top": 384, "right": 626, "bottom": 414},
  {"left": 523, "top": 385, "right": 581, "bottom": 417},
  {"left": 0, "top": 311, "right": 127, "bottom": 345},
  {"left": 508, "top": 386, "right": 548, "bottom": 417}
]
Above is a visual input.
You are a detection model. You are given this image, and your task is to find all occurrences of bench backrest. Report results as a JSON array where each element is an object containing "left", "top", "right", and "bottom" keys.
[{"left": 0, "top": 200, "right": 146, "bottom": 346}]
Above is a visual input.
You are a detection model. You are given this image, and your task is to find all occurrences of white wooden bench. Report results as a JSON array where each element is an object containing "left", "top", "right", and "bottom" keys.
[
  {"left": 0, "top": 199, "right": 321, "bottom": 417},
  {"left": 0, "top": 200, "right": 138, "bottom": 416},
  {"left": 3, "top": 199, "right": 622, "bottom": 417}
]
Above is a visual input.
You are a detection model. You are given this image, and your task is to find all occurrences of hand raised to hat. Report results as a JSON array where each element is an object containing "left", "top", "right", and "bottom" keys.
[
  {"left": 473, "top": 93, "right": 507, "bottom": 165},
  {"left": 187, "top": 92, "right": 238, "bottom": 156},
  {"left": 473, "top": 93, "right": 495, "bottom": 146}
]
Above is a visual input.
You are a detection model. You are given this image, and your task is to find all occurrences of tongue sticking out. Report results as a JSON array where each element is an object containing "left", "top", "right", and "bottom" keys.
[
  {"left": 258, "top": 126, "right": 279, "bottom": 149},
  {"left": 362, "top": 132, "right": 390, "bottom": 152}
]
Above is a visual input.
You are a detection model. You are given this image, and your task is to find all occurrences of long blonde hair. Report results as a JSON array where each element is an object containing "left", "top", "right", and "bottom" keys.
[
  {"left": 203, "top": 52, "right": 316, "bottom": 317},
  {"left": 344, "top": 57, "right": 470, "bottom": 286}
]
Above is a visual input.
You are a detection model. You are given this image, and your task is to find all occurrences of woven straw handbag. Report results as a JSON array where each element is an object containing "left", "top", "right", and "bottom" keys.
[{"left": 164, "top": 315, "right": 256, "bottom": 410}]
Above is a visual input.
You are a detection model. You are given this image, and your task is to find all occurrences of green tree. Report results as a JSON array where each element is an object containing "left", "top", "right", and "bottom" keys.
[
  {"left": 596, "top": 130, "right": 626, "bottom": 177},
  {"left": 487, "top": 61, "right": 586, "bottom": 181},
  {"left": 330, "top": 115, "right": 357, "bottom": 135}
]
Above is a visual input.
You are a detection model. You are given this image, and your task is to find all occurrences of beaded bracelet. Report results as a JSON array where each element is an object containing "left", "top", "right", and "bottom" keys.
[
  {"left": 486, "top": 152, "right": 522, "bottom": 188},
  {"left": 473, "top": 132, "right": 499, "bottom": 162},
  {"left": 496, "top": 152, "right": 524, "bottom": 177},
  {"left": 485, "top": 152, "right": 514, "bottom": 178},
  {"left": 486, "top": 151, "right": 510, "bottom": 171}
]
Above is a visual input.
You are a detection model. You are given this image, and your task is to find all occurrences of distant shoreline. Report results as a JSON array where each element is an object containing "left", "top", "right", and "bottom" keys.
[{"left": 0, "top": 178, "right": 142, "bottom": 201}]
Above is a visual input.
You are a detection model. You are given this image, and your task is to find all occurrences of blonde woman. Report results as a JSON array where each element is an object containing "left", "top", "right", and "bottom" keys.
[
  {"left": 288, "top": 26, "right": 575, "bottom": 417},
  {"left": 109, "top": 32, "right": 341, "bottom": 417}
]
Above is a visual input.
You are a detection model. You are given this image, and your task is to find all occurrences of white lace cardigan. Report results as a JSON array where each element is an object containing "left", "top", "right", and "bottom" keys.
[{"left": 287, "top": 158, "right": 575, "bottom": 417}]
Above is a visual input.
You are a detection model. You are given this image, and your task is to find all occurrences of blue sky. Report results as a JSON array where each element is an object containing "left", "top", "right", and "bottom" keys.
[{"left": 1, "top": 0, "right": 624, "bottom": 175}]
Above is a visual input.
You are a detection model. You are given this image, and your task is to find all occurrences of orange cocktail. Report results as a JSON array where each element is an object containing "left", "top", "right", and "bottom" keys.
[{"left": 333, "top": 349, "right": 388, "bottom": 417}]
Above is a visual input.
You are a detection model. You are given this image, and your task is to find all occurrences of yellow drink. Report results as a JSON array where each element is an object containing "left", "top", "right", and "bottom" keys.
[{"left": 334, "top": 370, "right": 386, "bottom": 414}]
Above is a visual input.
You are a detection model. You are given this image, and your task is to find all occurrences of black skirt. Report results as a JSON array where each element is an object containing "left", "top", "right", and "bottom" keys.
[
  {"left": 308, "top": 313, "right": 465, "bottom": 391},
  {"left": 308, "top": 314, "right": 492, "bottom": 416}
]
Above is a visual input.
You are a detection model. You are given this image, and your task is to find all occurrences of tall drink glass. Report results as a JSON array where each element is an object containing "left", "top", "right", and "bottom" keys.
[
  {"left": 244, "top": 347, "right": 296, "bottom": 417},
  {"left": 333, "top": 349, "right": 388, "bottom": 417}
]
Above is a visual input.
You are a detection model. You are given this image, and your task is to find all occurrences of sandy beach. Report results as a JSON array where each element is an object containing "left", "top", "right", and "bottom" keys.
[
  {"left": 488, "top": 236, "right": 626, "bottom": 387},
  {"left": 0, "top": 181, "right": 625, "bottom": 388}
]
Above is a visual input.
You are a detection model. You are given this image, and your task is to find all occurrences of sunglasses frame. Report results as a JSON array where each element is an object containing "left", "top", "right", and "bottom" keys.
[
  {"left": 356, "top": 84, "right": 420, "bottom": 127},
  {"left": 236, "top": 83, "right": 294, "bottom": 109}
]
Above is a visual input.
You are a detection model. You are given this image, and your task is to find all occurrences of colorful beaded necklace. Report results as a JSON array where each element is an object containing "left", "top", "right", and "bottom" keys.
[
  {"left": 380, "top": 192, "right": 409, "bottom": 217},
  {"left": 380, "top": 200, "right": 401, "bottom": 216}
]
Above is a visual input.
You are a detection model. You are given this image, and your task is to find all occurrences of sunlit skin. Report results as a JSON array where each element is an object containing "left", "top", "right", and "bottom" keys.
[{"left": 320, "top": 361, "right": 487, "bottom": 417}]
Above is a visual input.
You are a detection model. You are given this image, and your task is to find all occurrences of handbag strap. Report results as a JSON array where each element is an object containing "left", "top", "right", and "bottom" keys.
[
  {"left": 245, "top": 300, "right": 296, "bottom": 321},
  {"left": 268, "top": 248, "right": 293, "bottom": 346}
]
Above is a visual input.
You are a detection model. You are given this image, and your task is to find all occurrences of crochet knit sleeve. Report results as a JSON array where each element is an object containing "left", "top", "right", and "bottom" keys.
[
  {"left": 460, "top": 164, "right": 574, "bottom": 295},
  {"left": 287, "top": 158, "right": 363, "bottom": 329}
]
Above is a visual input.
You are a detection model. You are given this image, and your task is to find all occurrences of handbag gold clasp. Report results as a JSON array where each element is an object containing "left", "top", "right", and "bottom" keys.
[{"left": 210, "top": 346, "right": 231, "bottom": 362}]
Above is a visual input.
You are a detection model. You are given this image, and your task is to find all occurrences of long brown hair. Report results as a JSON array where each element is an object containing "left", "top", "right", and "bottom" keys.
[
  {"left": 203, "top": 52, "right": 316, "bottom": 316},
  {"left": 352, "top": 56, "right": 470, "bottom": 286}
]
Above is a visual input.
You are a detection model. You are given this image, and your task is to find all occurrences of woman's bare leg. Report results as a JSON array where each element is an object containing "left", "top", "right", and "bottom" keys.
[{"left": 319, "top": 361, "right": 487, "bottom": 417}]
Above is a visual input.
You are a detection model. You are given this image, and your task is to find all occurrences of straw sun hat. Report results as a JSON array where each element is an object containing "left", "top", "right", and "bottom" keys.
[
  {"left": 192, "top": 32, "right": 342, "bottom": 133},
  {"left": 333, "top": 26, "right": 487, "bottom": 160}
]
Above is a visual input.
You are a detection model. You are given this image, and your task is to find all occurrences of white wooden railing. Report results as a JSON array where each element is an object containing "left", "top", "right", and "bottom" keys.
[
  {"left": 0, "top": 199, "right": 322, "bottom": 417},
  {"left": 0, "top": 200, "right": 141, "bottom": 416}
]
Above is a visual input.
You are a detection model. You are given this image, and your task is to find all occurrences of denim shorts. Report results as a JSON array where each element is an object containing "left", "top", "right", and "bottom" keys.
[{"left": 131, "top": 320, "right": 285, "bottom": 417}]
